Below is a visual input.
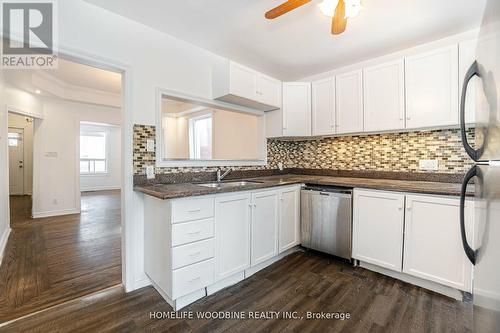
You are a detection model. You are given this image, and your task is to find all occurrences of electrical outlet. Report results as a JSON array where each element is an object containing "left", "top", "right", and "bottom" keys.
[
  {"left": 146, "top": 139, "right": 155, "bottom": 152},
  {"left": 419, "top": 159, "right": 439, "bottom": 171},
  {"left": 146, "top": 165, "right": 155, "bottom": 179}
]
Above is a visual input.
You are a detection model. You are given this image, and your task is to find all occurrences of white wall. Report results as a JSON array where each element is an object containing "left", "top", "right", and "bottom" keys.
[
  {"left": 80, "top": 123, "right": 121, "bottom": 192},
  {"left": 3, "top": 85, "right": 43, "bottom": 119},
  {"left": 8, "top": 113, "right": 34, "bottom": 194},
  {"left": 32, "top": 97, "right": 121, "bottom": 218}
]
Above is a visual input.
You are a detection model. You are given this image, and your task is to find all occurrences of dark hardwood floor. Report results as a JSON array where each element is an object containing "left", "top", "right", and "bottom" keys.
[
  {"left": 1, "top": 251, "right": 473, "bottom": 332},
  {"left": 0, "top": 191, "right": 122, "bottom": 323}
]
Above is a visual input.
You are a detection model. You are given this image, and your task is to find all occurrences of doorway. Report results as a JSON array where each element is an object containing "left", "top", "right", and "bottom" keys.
[{"left": 0, "top": 57, "right": 125, "bottom": 323}]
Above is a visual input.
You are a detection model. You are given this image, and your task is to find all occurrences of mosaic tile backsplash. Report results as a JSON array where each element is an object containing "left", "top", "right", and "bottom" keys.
[{"left": 133, "top": 124, "right": 474, "bottom": 176}]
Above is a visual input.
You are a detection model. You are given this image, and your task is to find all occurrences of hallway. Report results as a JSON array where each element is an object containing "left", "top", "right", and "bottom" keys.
[{"left": 0, "top": 191, "right": 122, "bottom": 323}]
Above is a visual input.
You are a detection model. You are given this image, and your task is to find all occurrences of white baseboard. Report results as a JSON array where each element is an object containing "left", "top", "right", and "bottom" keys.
[
  {"left": 360, "top": 261, "right": 464, "bottom": 300},
  {"left": 32, "top": 208, "right": 80, "bottom": 218},
  {"left": 0, "top": 227, "right": 11, "bottom": 266},
  {"left": 81, "top": 186, "right": 121, "bottom": 192}
]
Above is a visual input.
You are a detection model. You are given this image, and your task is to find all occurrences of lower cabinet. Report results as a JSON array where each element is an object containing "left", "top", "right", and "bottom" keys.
[
  {"left": 215, "top": 193, "right": 252, "bottom": 280},
  {"left": 352, "top": 189, "right": 405, "bottom": 272},
  {"left": 279, "top": 186, "right": 301, "bottom": 253},
  {"left": 352, "top": 189, "right": 474, "bottom": 292},
  {"left": 251, "top": 190, "right": 279, "bottom": 266},
  {"left": 144, "top": 184, "right": 302, "bottom": 310},
  {"left": 403, "top": 195, "right": 474, "bottom": 292}
]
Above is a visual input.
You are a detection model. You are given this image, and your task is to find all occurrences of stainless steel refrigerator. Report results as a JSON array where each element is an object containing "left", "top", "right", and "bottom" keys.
[{"left": 460, "top": 0, "right": 500, "bottom": 331}]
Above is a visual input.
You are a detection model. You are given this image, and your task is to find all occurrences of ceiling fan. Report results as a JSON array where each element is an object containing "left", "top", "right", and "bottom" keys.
[{"left": 265, "top": 0, "right": 363, "bottom": 35}]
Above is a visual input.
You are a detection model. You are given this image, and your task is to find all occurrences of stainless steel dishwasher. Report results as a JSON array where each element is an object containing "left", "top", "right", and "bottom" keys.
[{"left": 301, "top": 185, "right": 352, "bottom": 260}]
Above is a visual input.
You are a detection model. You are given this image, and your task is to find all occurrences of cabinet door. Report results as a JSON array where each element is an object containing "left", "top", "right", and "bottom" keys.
[
  {"left": 336, "top": 70, "right": 364, "bottom": 134},
  {"left": 352, "top": 189, "right": 405, "bottom": 272},
  {"left": 215, "top": 193, "right": 251, "bottom": 280},
  {"left": 251, "top": 190, "right": 279, "bottom": 266},
  {"left": 257, "top": 75, "right": 281, "bottom": 108},
  {"left": 282, "top": 82, "right": 312, "bottom": 137},
  {"left": 405, "top": 45, "right": 459, "bottom": 129},
  {"left": 312, "top": 77, "right": 336, "bottom": 136},
  {"left": 403, "top": 195, "right": 474, "bottom": 292},
  {"left": 279, "top": 186, "right": 300, "bottom": 253},
  {"left": 363, "top": 60, "right": 405, "bottom": 132},
  {"left": 230, "top": 62, "right": 258, "bottom": 100},
  {"left": 459, "top": 39, "right": 478, "bottom": 124}
]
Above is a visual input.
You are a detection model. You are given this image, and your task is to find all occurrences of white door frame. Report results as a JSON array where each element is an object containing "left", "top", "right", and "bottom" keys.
[{"left": 1, "top": 45, "right": 135, "bottom": 291}]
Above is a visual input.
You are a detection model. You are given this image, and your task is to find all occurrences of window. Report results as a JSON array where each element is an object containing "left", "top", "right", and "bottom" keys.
[
  {"left": 8, "top": 132, "right": 21, "bottom": 147},
  {"left": 80, "top": 131, "right": 107, "bottom": 174},
  {"left": 189, "top": 115, "right": 212, "bottom": 160}
]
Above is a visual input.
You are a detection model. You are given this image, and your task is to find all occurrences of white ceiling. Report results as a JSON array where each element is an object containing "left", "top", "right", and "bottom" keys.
[
  {"left": 43, "top": 59, "right": 122, "bottom": 93},
  {"left": 84, "top": 0, "right": 487, "bottom": 80},
  {"left": 3, "top": 58, "right": 122, "bottom": 107}
]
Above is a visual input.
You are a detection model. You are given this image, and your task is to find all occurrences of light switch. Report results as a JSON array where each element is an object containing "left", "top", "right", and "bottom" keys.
[
  {"left": 44, "top": 152, "right": 58, "bottom": 158},
  {"left": 419, "top": 159, "right": 439, "bottom": 171},
  {"left": 146, "top": 165, "right": 155, "bottom": 179},
  {"left": 146, "top": 139, "right": 155, "bottom": 152}
]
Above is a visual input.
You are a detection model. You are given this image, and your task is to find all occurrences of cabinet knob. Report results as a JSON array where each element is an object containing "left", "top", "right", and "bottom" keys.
[{"left": 406, "top": 116, "right": 411, "bottom": 120}]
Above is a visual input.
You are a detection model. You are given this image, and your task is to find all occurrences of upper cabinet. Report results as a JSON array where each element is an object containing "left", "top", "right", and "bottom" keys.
[
  {"left": 312, "top": 77, "right": 336, "bottom": 136},
  {"left": 336, "top": 70, "right": 364, "bottom": 134},
  {"left": 405, "top": 45, "right": 459, "bottom": 129},
  {"left": 282, "top": 82, "right": 312, "bottom": 137},
  {"left": 212, "top": 61, "right": 281, "bottom": 112},
  {"left": 363, "top": 60, "right": 405, "bottom": 132}
]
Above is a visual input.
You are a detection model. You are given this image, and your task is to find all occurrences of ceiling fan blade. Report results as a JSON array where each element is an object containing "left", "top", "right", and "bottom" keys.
[
  {"left": 265, "top": 0, "right": 311, "bottom": 19},
  {"left": 332, "top": 0, "right": 347, "bottom": 35}
]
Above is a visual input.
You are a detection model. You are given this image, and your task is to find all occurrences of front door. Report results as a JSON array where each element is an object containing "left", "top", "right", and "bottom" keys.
[{"left": 8, "top": 128, "right": 24, "bottom": 195}]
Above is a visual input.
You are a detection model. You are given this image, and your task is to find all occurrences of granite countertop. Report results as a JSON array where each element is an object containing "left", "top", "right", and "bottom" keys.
[{"left": 134, "top": 174, "right": 474, "bottom": 200}]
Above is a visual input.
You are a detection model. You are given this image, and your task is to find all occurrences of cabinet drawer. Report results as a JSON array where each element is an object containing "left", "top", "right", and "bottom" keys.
[
  {"left": 172, "top": 197, "right": 214, "bottom": 223},
  {"left": 172, "top": 218, "right": 214, "bottom": 247},
  {"left": 172, "top": 259, "right": 215, "bottom": 299},
  {"left": 172, "top": 238, "right": 215, "bottom": 269}
]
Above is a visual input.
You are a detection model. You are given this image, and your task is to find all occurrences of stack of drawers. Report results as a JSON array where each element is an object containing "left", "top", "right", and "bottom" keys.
[{"left": 170, "top": 196, "right": 216, "bottom": 299}]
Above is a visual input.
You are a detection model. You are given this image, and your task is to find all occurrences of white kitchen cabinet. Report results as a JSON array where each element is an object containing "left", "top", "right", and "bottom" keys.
[
  {"left": 312, "top": 77, "right": 336, "bottom": 136},
  {"left": 251, "top": 190, "right": 279, "bottom": 266},
  {"left": 279, "top": 186, "right": 301, "bottom": 253},
  {"left": 212, "top": 60, "right": 281, "bottom": 111},
  {"left": 257, "top": 74, "right": 282, "bottom": 108},
  {"left": 403, "top": 195, "right": 474, "bottom": 292},
  {"left": 363, "top": 60, "right": 405, "bottom": 132},
  {"left": 405, "top": 45, "right": 459, "bottom": 129},
  {"left": 281, "top": 82, "right": 312, "bottom": 137},
  {"left": 459, "top": 39, "right": 478, "bottom": 124},
  {"left": 352, "top": 189, "right": 405, "bottom": 272},
  {"left": 336, "top": 70, "right": 364, "bottom": 134},
  {"left": 214, "top": 193, "right": 251, "bottom": 280}
]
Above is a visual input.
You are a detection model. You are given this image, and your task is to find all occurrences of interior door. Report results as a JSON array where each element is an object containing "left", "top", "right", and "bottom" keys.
[{"left": 8, "top": 128, "right": 24, "bottom": 195}]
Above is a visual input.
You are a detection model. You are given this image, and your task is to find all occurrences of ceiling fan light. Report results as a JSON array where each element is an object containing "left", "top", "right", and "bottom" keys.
[
  {"left": 318, "top": 0, "right": 339, "bottom": 17},
  {"left": 344, "top": 0, "right": 362, "bottom": 18}
]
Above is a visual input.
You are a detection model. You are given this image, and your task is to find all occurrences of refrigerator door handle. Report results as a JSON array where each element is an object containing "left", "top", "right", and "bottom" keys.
[
  {"left": 460, "top": 61, "right": 480, "bottom": 161},
  {"left": 460, "top": 165, "right": 477, "bottom": 265}
]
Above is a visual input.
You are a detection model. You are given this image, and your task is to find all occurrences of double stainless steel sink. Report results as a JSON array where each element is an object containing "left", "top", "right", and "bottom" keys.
[{"left": 196, "top": 180, "right": 263, "bottom": 189}]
